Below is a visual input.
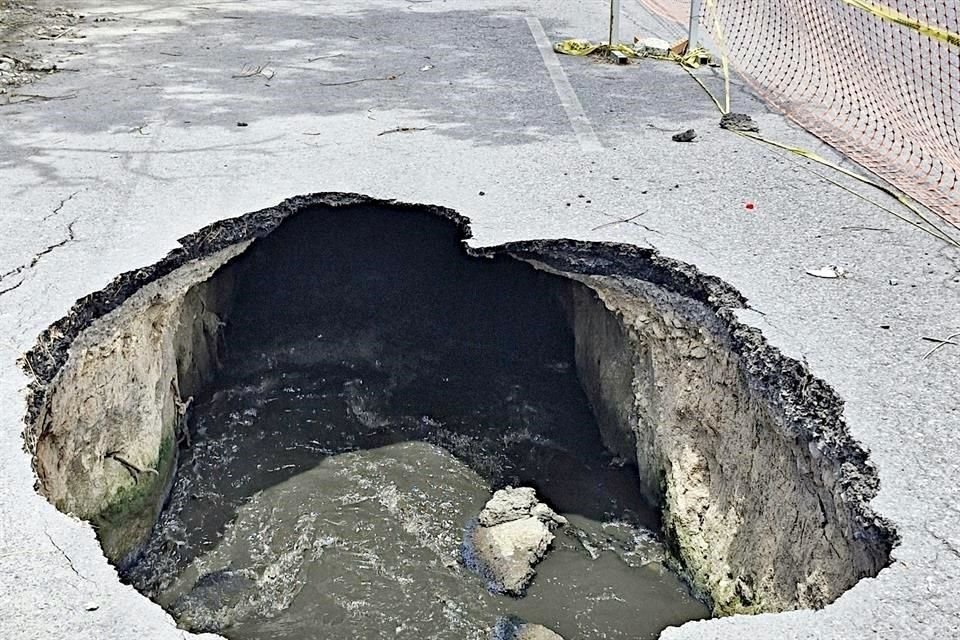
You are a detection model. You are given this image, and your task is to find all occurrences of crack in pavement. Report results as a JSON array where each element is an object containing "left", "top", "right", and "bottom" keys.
[
  {"left": 0, "top": 191, "right": 83, "bottom": 297},
  {"left": 44, "top": 531, "right": 91, "bottom": 584},
  {"left": 926, "top": 525, "right": 960, "bottom": 562},
  {"left": 0, "top": 218, "right": 79, "bottom": 298},
  {"left": 42, "top": 190, "right": 80, "bottom": 222},
  {"left": 28, "top": 219, "right": 78, "bottom": 269},
  {"left": 0, "top": 280, "right": 25, "bottom": 296}
]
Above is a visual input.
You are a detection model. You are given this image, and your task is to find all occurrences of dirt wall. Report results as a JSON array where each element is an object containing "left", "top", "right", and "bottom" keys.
[
  {"left": 555, "top": 272, "right": 892, "bottom": 614},
  {"left": 28, "top": 244, "right": 246, "bottom": 565}
]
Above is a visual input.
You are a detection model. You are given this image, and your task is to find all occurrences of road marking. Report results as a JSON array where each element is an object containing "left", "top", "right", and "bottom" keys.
[{"left": 526, "top": 17, "right": 604, "bottom": 152}]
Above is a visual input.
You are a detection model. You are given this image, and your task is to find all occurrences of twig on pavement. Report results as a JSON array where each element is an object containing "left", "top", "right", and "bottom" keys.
[{"left": 922, "top": 332, "right": 960, "bottom": 360}]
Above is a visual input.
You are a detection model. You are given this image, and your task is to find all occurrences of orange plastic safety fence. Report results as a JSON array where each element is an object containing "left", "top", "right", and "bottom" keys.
[{"left": 644, "top": 0, "right": 960, "bottom": 227}]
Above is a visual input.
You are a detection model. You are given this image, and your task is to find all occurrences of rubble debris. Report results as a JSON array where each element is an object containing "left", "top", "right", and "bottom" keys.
[
  {"left": 719, "top": 112, "right": 760, "bottom": 133},
  {"left": 633, "top": 36, "right": 671, "bottom": 57},
  {"left": 672, "top": 129, "right": 697, "bottom": 142},
  {"left": 491, "top": 616, "right": 565, "bottom": 640},
  {"left": 462, "top": 487, "right": 566, "bottom": 595}
]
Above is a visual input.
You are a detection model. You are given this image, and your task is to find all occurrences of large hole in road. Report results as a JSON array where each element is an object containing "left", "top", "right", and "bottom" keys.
[{"left": 23, "top": 194, "right": 896, "bottom": 639}]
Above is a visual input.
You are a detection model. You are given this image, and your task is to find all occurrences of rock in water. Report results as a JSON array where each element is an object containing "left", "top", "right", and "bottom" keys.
[
  {"left": 172, "top": 568, "right": 256, "bottom": 633},
  {"left": 479, "top": 486, "right": 537, "bottom": 526},
  {"left": 470, "top": 517, "right": 552, "bottom": 594},
  {"left": 463, "top": 486, "right": 566, "bottom": 595},
  {"left": 491, "top": 616, "right": 565, "bottom": 640}
]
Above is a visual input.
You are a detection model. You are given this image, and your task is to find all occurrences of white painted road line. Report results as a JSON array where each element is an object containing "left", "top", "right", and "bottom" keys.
[{"left": 526, "top": 17, "right": 604, "bottom": 153}]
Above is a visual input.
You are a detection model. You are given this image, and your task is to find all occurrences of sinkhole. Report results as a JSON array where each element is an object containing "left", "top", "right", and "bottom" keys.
[{"left": 23, "top": 194, "right": 897, "bottom": 639}]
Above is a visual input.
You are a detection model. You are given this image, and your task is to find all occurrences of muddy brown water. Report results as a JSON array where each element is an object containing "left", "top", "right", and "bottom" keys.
[{"left": 123, "top": 206, "right": 709, "bottom": 639}]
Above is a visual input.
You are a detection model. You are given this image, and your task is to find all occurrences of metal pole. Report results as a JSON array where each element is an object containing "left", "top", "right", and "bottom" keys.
[
  {"left": 687, "top": 0, "right": 702, "bottom": 50},
  {"left": 609, "top": 0, "right": 620, "bottom": 46}
]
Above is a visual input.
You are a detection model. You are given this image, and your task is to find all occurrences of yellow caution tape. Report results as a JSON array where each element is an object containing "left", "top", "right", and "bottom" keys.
[
  {"left": 554, "top": 39, "right": 639, "bottom": 57},
  {"left": 840, "top": 0, "right": 960, "bottom": 47},
  {"left": 551, "top": 30, "right": 960, "bottom": 246},
  {"left": 736, "top": 132, "right": 960, "bottom": 248},
  {"left": 554, "top": 39, "right": 639, "bottom": 58}
]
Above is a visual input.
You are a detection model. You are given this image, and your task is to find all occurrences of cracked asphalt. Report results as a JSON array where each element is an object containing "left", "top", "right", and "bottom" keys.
[{"left": 1, "top": 0, "right": 959, "bottom": 638}]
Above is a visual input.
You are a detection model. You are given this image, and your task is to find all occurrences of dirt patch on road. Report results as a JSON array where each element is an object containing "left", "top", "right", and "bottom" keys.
[{"left": 0, "top": 0, "right": 80, "bottom": 100}]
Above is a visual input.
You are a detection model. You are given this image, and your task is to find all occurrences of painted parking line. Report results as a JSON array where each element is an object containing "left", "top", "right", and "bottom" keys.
[{"left": 526, "top": 17, "right": 604, "bottom": 153}]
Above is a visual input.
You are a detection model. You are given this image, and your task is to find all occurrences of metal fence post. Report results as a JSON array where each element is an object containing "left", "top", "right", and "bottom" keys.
[
  {"left": 609, "top": 0, "right": 621, "bottom": 46},
  {"left": 688, "top": 0, "right": 702, "bottom": 48}
]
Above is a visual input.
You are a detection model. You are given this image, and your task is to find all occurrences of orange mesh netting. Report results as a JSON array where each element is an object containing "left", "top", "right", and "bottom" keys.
[{"left": 643, "top": 0, "right": 960, "bottom": 227}]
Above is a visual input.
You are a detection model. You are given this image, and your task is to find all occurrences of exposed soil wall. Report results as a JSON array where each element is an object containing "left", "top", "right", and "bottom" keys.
[
  {"left": 28, "top": 244, "right": 247, "bottom": 565},
  {"left": 556, "top": 274, "right": 888, "bottom": 614},
  {"left": 20, "top": 193, "right": 896, "bottom": 615}
]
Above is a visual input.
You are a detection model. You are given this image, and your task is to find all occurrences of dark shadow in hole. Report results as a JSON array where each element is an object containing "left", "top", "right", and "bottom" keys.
[{"left": 122, "top": 204, "right": 703, "bottom": 639}]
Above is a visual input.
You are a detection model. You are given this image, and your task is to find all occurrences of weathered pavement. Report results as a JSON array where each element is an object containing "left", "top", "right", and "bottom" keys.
[{"left": 1, "top": 1, "right": 958, "bottom": 638}]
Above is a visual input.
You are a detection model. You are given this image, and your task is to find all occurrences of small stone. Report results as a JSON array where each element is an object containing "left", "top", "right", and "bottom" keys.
[
  {"left": 172, "top": 568, "right": 255, "bottom": 633},
  {"left": 689, "top": 345, "right": 708, "bottom": 359},
  {"left": 84, "top": 602, "right": 99, "bottom": 611},
  {"left": 671, "top": 128, "right": 696, "bottom": 142},
  {"left": 492, "top": 617, "right": 565, "bottom": 640},
  {"left": 236, "top": 121, "right": 248, "bottom": 127},
  {"left": 719, "top": 112, "right": 759, "bottom": 133},
  {"left": 530, "top": 502, "right": 567, "bottom": 526}
]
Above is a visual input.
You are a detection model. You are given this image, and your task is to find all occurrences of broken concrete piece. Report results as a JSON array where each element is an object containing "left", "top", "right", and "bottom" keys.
[
  {"left": 471, "top": 517, "right": 553, "bottom": 594},
  {"left": 530, "top": 502, "right": 567, "bottom": 527},
  {"left": 464, "top": 487, "right": 566, "bottom": 595},
  {"left": 719, "top": 112, "right": 760, "bottom": 133},
  {"left": 479, "top": 486, "right": 567, "bottom": 528},
  {"left": 492, "top": 616, "right": 565, "bottom": 640},
  {"left": 634, "top": 36, "right": 671, "bottom": 57},
  {"left": 479, "top": 486, "right": 538, "bottom": 526}
]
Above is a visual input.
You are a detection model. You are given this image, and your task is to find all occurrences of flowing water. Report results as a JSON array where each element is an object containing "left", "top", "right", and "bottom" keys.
[{"left": 123, "top": 207, "right": 710, "bottom": 639}]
